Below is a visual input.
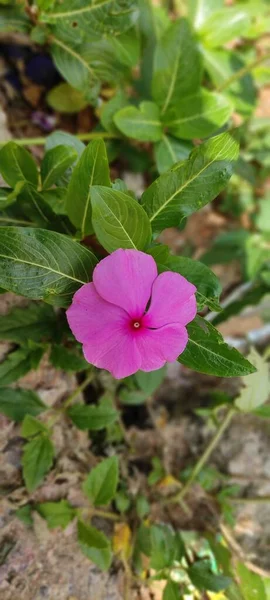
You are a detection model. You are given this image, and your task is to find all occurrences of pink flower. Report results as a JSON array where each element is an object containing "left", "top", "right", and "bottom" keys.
[{"left": 66, "top": 249, "right": 197, "bottom": 379}]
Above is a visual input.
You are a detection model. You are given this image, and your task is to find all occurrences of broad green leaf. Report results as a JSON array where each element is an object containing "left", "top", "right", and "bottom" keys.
[
  {"left": 100, "top": 90, "right": 127, "bottom": 134},
  {"left": 203, "top": 48, "right": 256, "bottom": 117},
  {"left": 149, "top": 245, "right": 222, "bottom": 311},
  {"left": 45, "top": 130, "right": 85, "bottom": 156},
  {"left": 154, "top": 135, "right": 193, "bottom": 174},
  {"left": 163, "top": 581, "right": 181, "bottom": 600},
  {"left": 119, "top": 389, "right": 147, "bottom": 405},
  {"left": 0, "top": 346, "right": 44, "bottom": 386},
  {"left": 138, "top": 0, "right": 170, "bottom": 98},
  {"left": 152, "top": 18, "right": 202, "bottom": 116},
  {"left": 15, "top": 504, "right": 33, "bottom": 526},
  {"left": 0, "top": 142, "right": 38, "bottom": 188},
  {"left": 41, "top": 145, "right": 77, "bottom": 190},
  {"left": 188, "top": 560, "right": 231, "bottom": 592},
  {"left": 199, "top": 7, "right": 251, "bottom": 47},
  {"left": 0, "top": 302, "right": 57, "bottom": 343},
  {"left": 18, "top": 184, "right": 68, "bottom": 232},
  {"left": 21, "top": 415, "right": 48, "bottom": 438},
  {"left": 78, "top": 521, "right": 112, "bottom": 570},
  {"left": 0, "top": 6, "right": 31, "bottom": 33},
  {"left": 0, "top": 227, "right": 97, "bottom": 307},
  {"left": 109, "top": 28, "right": 140, "bottom": 68},
  {"left": 50, "top": 37, "right": 100, "bottom": 102},
  {"left": 22, "top": 434, "right": 54, "bottom": 492},
  {"left": 36, "top": 500, "right": 75, "bottom": 529},
  {"left": 150, "top": 525, "right": 185, "bottom": 570},
  {"left": 91, "top": 186, "right": 152, "bottom": 252},
  {"left": 135, "top": 367, "right": 166, "bottom": 395},
  {"left": 164, "top": 90, "right": 233, "bottom": 140},
  {"left": 142, "top": 132, "right": 238, "bottom": 232},
  {"left": 187, "top": 0, "right": 223, "bottom": 29},
  {"left": 50, "top": 345, "right": 88, "bottom": 372},
  {"left": 42, "top": 188, "right": 67, "bottom": 215},
  {"left": 41, "top": 0, "right": 138, "bottom": 35},
  {"left": 0, "top": 185, "right": 23, "bottom": 211},
  {"left": 114, "top": 101, "right": 162, "bottom": 142},
  {"left": 235, "top": 562, "right": 266, "bottom": 600},
  {"left": 83, "top": 456, "right": 119, "bottom": 506},
  {"left": 46, "top": 83, "right": 88, "bottom": 114},
  {"left": 235, "top": 349, "right": 269, "bottom": 412},
  {"left": 67, "top": 402, "right": 118, "bottom": 430},
  {"left": 66, "top": 140, "right": 110, "bottom": 238},
  {"left": 179, "top": 316, "right": 256, "bottom": 377},
  {"left": 0, "top": 388, "right": 46, "bottom": 422},
  {"left": 136, "top": 495, "right": 150, "bottom": 519},
  {"left": 246, "top": 233, "right": 270, "bottom": 279}
]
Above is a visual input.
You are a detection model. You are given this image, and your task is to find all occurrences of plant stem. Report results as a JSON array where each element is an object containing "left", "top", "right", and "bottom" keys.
[
  {"left": 230, "top": 496, "right": 270, "bottom": 504},
  {"left": 90, "top": 508, "right": 121, "bottom": 521},
  {"left": 0, "top": 132, "right": 117, "bottom": 147},
  {"left": 47, "top": 370, "right": 94, "bottom": 428},
  {"left": 217, "top": 51, "right": 270, "bottom": 92},
  {"left": 167, "top": 407, "right": 236, "bottom": 504}
]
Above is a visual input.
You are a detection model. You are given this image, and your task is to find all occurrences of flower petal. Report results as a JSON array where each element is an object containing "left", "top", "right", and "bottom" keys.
[
  {"left": 93, "top": 249, "right": 158, "bottom": 318},
  {"left": 135, "top": 323, "right": 188, "bottom": 372},
  {"left": 66, "top": 282, "right": 141, "bottom": 379},
  {"left": 144, "top": 271, "right": 197, "bottom": 328}
]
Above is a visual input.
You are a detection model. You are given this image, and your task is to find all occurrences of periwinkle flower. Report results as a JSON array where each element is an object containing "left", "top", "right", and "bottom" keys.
[{"left": 66, "top": 249, "right": 197, "bottom": 379}]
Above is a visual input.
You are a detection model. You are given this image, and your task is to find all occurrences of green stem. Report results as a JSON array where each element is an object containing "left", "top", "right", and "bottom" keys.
[
  {"left": 230, "top": 496, "right": 270, "bottom": 504},
  {"left": 47, "top": 370, "right": 94, "bottom": 428},
  {"left": 0, "top": 216, "right": 33, "bottom": 225},
  {"left": 217, "top": 51, "right": 270, "bottom": 92},
  {"left": 0, "top": 132, "right": 117, "bottom": 147},
  {"left": 168, "top": 407, "right": 236, "bottom": 505},
  {"left": 90, "top": 508, "right": 121, "bottom": 521}
]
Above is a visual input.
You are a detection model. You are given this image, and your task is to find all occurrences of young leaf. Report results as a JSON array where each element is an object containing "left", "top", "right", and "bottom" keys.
[
  {"left": 36, "top": 500, "right": 75, "bottom": 529},
  {"left": 77, "top": 521, "right": 112, "bottom": 571},
  {"left": 21, "top": 415, "right": 48, "bottom": 438},
  {"left": 47, "top": 83, "right": 88, "bottom": 114},
  {"left": 154, "top": 135, "right": 193, "bottom": 174},
  {"left": 41, "top": 145, "right": 77, "bottom": 190},
  {"left": 235, "top": 561, "right": 267, "bottom": 600},
  {"left": 142, "top": 132, "right": 238, "bottom": 232},
  {"left": 100, "top": 90, "right": 127, "bottom": 134},
  {"left": 152, "top": 18, "right": 202, "bottom": 116},
  {"left": 91, "top": 186, "right": 152, "bottom": 252},
  {"left": 82, "top": 456, "right": 119, "bottom": 506},
  {"left": 0, "top": 227, "right": 97, "bottom": 307},
  {"left": 45, "top": 130, "right": 85, "bottom": 156},
  {"left": 199, "top": 7, "right": 250, "bottom": 47},
  {"left": 0, "top": 346, "right": 44, "bottom": 386},
  {"left": 164, "top": 90, "right": 233, "bottom": 140},
  {"left": 188, "top": 560, "right": 231, "bottom": 592},
  {"left": 235, "top": 349, "right": 269, "bottom": 412},
  {"left": 119, "top": 389, "right": 148, "bottom": 405},
  {"left": 187, "top": 0, "right": 223, "bottom": 29},
  {"left": 66, "top": 139, "right": 110, "bottom": 238},
  {"left": 179, "top": 316, "right": 256, "bottom": 377},
  {"left": 150, "top": 525, "right": 185, "bottom": 570},
  {"left": 114, "top": 102, "right": 163, "bottom": 142},
  {"left": 67, "top": 402, "right": 118, "bottom": 430},
  {"left": 22, "top": 434, "right": 54, "bottom": 492},
  {"left": 134, "top": 367, "right": 166, "bottom": 395},
  {"left": 0, "top": 142, "right": 38, "bottom": 188},
  {"left": 163, "top": 581, "right": 181, "bottom": 600},
  {"left": 0, "top": 302, "right": 57, "bottom": 344},
  {"left": 50, "top": 345, "right": 88, "bottom": 372},
  {"left": 0, "top": 388, "right": 46, "bottom": 422}
]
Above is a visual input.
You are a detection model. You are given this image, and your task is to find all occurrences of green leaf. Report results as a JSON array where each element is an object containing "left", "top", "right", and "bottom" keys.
[
  {"left": 199, "top": 7, "right": 251, "bottom": 47},
  {"left": 0, "top": 302, "right": 57, "bottom": 344},
  {"left": 50, "top": 345, "right": 88, "bottom": 372},
  {"left": 0, "top": 6, "right": 31, "bottom": 34},
  {"left": 67, "top": 402, "right": 118, "bottom": 430},
  {"left": 41, "top": 0, "right": 138, "bottom": 35},
  {"left": 154, "top": 135, "right": 193, "bottom": 174},
  {"left": 114, "top": 101, "right": 162, "bottom": 142},
  {"left": 22, "top": 434, "right": 54, "bottom": 492},
  {"left": 188, "top": 560, "right": 232, "bottom": 592},
  {"left": 36, "top": 500, "right": 75, "bottom": 529},
  {"left": 149, "top": 245, "right": 222, "bottom": 311},
  {"left": 235, "top": 349, "right": 270, "bottom": 412},
  {"left": 152, "top": 18, "right": 202, "bottom": 116},
  {"left": 45, "top": 130, "right": 85, "bottom": 156},
  {"left": 100, "top": 90, "right": 127, "bottom": 134},
  {"left": 136, "top": 495, "right": 150, "bottom": 519},
  {"left": 203, "top": 48, "right": 256, "bottom": 117},
  {"left": 15, "top": 504, "right": 33, "bottom": 526},
  {"left": 246, "top": 233, "right": 269, "bottom": 279},
  {"left": 135, "top": 367, "right": 166, "bottom": 395},
  {"left": 66, "top": 139, "right": 110, "bottom": 238},
  {"left": 142, "top": 132, "right": 238, "bottom": 232},
  {"left": 0, "top": 388, "right": 46, "bottom": 422},
  {"left": 150, "top": 525, "right": 185, "bottom": 570},
  {"left": 119, "top": 389, "right": 147, "bottom": 405},
  {"left": 0, "top": 142, "right": 38, "bottom": 188},
  {"left": 42, "top": 188, "right": 67, "bottom": 215},
  {"left": 18, "top": 184, "right": 68, "bottom": 232},
  {"left": 212, "top": 281, "right": 269, "bottom": 326},
  {"left": 164, "top": 90, "right": 233, "bottom": 140},
  {"left": 0, "top": 346, "right": 44, "bottom": 386},
  {"left": 179, "top": 316, "right": 256, "bottom": 377},
  {"left": 0, "top": 184, "right": 23, "bottom": 211},
  {"left": 41, "top": 145, "right": 77, "bottom": 190},
  {"left": 83, "top": 456, "right": 119, "bottom": 506},
  {"left": 50, "top": 37, "right": 100, "bottom": 103},
  {"left": 46, "top": 83, "right": 88, "bottom": 114},
  {"left": 0, "top": 227, "right": 97, "bottom": 307},
  {"left": 236, "top": 562, "right": 267, "bottom": 600},
  {"left": 163, "top": 581, "right": 181, "bottom": 600},
  {"left": 187, "top": 0, "right": 223, "bottom": 29},
  {"left": 91, "top": 186, "right": 152, "bottom": 252},
  {"left": 21, "top": 415, "right": 48, "bottom": 438},
  {"left": 77, "top": 520, "right": 112, "bottom": 571}
]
